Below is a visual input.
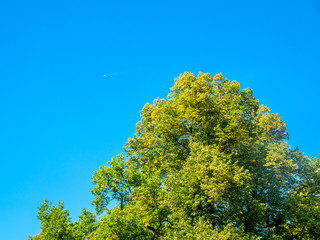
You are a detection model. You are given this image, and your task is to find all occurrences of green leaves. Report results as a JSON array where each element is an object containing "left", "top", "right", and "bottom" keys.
[
  {"left": 36, "top": 200, "right": 96, "bottom": 240},
  {"left": 32, "top": 72, "right": 319, "bottom": 239},
  {"left": 37, "top": 200, "right": 74, "bottom": 240},
  {"left": 73, "top": 209, "right": 96, "bottom": 239},
  {"left": 91, "top": 154, "right": 132, "bottom": 214},
  {"left": 88, "top": 206, "right": 151, "bottom": 240}
]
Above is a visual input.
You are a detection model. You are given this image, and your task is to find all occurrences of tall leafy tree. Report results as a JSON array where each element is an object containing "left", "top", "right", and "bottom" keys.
[{"left": 32, "top": 72, "right": 319, "bottom": 239}]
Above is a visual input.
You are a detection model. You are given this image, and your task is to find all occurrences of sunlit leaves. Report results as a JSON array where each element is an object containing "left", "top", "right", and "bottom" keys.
[{"left": 32, "top": 72, "right": 319, "bottom": 239}]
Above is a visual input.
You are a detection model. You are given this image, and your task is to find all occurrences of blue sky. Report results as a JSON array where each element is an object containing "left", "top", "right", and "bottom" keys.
[{"left": 0, "top": 0, "right": 319, "bottom": 239}]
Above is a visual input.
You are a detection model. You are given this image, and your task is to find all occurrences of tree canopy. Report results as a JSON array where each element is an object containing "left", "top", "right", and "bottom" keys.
[{"left": 30, "top": 72, "right": 320, "bottom": 239}]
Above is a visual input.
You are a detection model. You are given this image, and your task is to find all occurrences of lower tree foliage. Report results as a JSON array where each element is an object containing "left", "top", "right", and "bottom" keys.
[
  {"left": 29, "top": 200, "right": 96, "bottom": 240},
  {"left": 31, "top": 72, "right": 320, "bottom": 239}
]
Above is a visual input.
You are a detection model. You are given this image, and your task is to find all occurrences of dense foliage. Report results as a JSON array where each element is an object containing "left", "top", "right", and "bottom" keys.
[{"left": 30, "top": 72, "right": 320, "bottom": 239}]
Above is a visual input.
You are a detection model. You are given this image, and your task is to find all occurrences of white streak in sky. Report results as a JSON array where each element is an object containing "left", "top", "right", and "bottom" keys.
[{"left": 103, "top": 72, "right": 124, "bottom": 77}]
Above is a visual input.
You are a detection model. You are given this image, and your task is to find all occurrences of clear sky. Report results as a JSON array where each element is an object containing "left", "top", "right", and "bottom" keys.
[{"left": 0, "top": 0, "right": 319, "bottom": 239}]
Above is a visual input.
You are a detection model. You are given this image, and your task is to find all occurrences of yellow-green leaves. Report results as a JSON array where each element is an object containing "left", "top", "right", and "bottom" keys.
[
  {"left": 91, "top": 154, "right": 132, "bottom": 214},
  {"left": 33, "top": 72, "right": 319, "bottom": 239}
]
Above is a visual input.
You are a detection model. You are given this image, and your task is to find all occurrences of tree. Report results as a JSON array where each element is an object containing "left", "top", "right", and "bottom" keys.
[
  {"left": 36, "top": 200, "right": 74, "bottom": 239},
  {"left": 32, "top": 72, "right": 320, "bottom": 239},
  {"left": 35, "top": 200, "right": 96, "bottom": 240}
]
